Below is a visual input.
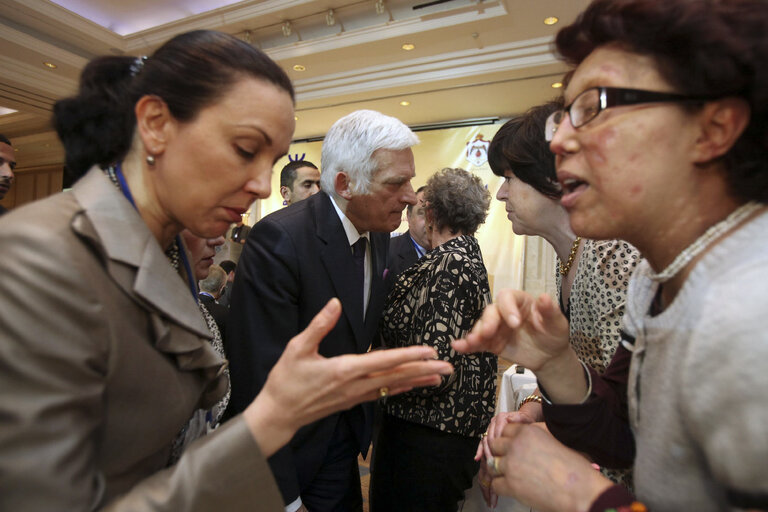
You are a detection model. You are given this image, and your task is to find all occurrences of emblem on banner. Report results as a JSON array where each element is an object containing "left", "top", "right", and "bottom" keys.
[{"left": 465, "top": 134, "right": 489, "bottom": 167}]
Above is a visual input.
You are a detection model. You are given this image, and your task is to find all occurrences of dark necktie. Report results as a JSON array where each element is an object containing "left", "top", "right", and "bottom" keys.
[{"left": 352, "top": 238, "right": 366, "bottom": 313}]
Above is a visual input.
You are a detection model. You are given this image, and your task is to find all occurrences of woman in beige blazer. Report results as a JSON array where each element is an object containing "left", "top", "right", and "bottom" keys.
[{"left": 0, "top": 30, "right": 452, "bottom": 511}]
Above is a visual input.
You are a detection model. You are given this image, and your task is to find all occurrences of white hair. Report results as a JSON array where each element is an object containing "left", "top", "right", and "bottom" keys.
[
  {"left": 320, "top": 110, "right": 419, "bottom": 196},
  {"left": 200, "top": 265, "right": 227, "bottom": 295}
]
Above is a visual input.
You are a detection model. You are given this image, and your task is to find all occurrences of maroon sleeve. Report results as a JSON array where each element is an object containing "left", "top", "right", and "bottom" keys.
[
  {"left": 588, "top": 485, "right": 637, "bottom": 512},
  {"left": 541, "top": 344, "right": 635, "bottom": 468}
]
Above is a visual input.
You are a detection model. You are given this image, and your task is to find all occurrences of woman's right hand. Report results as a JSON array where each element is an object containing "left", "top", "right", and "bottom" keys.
[
  {"left": 452, "top": 289, "right": 570, "bottom": 373},
  {"left": 244, "top": 298, "right": 454, "bottom": 457}
]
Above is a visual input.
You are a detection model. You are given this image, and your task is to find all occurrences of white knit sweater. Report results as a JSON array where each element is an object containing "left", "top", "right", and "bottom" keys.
[{"left": 622, "top": 209, "right": 768, "bottom": 511}]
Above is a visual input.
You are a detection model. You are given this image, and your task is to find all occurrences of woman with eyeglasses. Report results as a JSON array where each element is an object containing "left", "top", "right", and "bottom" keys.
[
  {"left": 454, "top": 0, "right": 768, "bottom": 510},
  {"left": 0, "top": 30, "right": 452, "bottom": 510}
]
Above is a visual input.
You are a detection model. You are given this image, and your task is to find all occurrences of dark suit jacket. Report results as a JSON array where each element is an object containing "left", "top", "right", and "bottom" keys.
[
  {"left": 226, "top": 191, "right": 389, "bottom": 504},
  {"left": 384, "top": 231, "right": 421, "bottom": 296}
]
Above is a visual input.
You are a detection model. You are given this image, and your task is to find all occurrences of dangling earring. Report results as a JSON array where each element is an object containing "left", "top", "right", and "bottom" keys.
[
  {"left": 146, "top": 154, "right": 156, "bottom": 166},
  {"left": 282, "top": 199, "right": 288, "bottom": 206}
]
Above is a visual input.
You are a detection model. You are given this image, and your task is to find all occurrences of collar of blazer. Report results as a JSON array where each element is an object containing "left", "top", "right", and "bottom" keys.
[{"left": 69, "top": 169, "right": 226, "bottom": 383}]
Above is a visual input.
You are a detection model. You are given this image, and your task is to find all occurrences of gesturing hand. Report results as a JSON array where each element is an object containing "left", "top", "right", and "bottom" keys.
[
  {"left": 245, "top": 298, "right": 454, "bottom": 456},
  {"left": 453, "top": 289, "right": 570, "bottom": 373}
]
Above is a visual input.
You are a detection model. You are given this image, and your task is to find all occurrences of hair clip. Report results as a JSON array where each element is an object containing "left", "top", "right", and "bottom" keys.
[{"left": 129, "top": 56, "right": 148, "bottom": 77}]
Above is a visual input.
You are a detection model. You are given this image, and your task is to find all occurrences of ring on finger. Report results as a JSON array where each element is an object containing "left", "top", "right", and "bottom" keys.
[
  {"left": 487, "top": 455, "right": 504, "bottom": 477},
  {"left": 378, "top": 386, "right": 389, "bottom": 399}
]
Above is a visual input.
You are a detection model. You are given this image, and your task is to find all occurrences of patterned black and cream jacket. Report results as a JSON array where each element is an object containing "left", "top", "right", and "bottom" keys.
[{"left": 379, "top": 235, "right": 496, "bottom": 438}]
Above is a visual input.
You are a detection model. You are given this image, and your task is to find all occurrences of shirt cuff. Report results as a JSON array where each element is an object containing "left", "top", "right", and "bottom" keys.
[{"left": 285, "top": 496, "right": 302, "bottom": 512}]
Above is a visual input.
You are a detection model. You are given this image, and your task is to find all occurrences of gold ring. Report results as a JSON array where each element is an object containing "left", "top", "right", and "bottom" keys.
[
  {"left": 487, "top": 456, "right": 503, "bottom": 477},
  {"left": 481, "top": 432, "right": 488, "bottom": 438},
  {"left": 479, "top": 479, "right": 490, "bottom": 489},
  {"left": 379, "top": 386, "right": 389, "bottom": 398}
]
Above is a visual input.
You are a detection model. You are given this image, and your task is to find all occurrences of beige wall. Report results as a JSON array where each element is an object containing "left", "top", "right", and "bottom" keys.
[{"left": 0, "top": 165, "right": 64, "bottom": 211}]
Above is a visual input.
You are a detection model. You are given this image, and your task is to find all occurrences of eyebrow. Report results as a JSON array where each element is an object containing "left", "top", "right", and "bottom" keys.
[{"left": 235, "top": 124, "right": 273, "bottom": 146}]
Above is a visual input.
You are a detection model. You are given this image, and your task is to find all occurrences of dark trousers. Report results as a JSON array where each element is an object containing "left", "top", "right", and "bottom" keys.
[
  {"left": 369, "top": 414, "right": 480, "bottom": 512},
  {"left": 301, "top": 415, "right": 363, "bottom": 512}
]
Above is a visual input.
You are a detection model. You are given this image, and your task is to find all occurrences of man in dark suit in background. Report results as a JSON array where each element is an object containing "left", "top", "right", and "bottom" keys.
[
  {"left": 384, "top": 185, "right": 431, "bottom": 294},
  {"left": 217, "top": 260, "right": 236, "bottom": 308},
  {"left": 226, "top": 110, "right": 419, "bottom": 512},
  {"left": 279, "top": 159, "right": 321, "bottom": 206},
  {"left": 198, "top": 264, "right": 229, "bottom": 340}
]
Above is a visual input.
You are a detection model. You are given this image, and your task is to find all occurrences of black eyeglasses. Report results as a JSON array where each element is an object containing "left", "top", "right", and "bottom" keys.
[{"left": 544, "top": 87, "right": 713, "bottom": 141}]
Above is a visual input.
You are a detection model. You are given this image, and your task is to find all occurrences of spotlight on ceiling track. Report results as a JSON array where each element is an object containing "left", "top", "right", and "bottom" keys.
[
  {"left": 375, "top": 0, "right": 386, "bottom": 15},
  {"left": 282, "top": 21, "right": 292, "bottom": 37},
  {"left": 326, "top": 9, "right": 335, "bottom": 26}
]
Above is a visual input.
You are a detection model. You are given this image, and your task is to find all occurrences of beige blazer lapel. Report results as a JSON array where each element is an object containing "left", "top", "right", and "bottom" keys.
[
  {"left": 70, "top": 168, "right": 209, "bottom": 337},
  {"left": 69, "top": 169, "right": 228, "bottom": 407}
]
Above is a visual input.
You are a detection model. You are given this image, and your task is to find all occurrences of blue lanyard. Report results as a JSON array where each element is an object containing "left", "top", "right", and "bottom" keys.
[{"left": 114, "top": 163, "right": 197, "bottom": 300}]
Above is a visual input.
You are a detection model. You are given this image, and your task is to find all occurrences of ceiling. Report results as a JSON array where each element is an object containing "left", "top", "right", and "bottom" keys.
[{"left": 0, "top": 0, "right": 589, "bottom": 172}]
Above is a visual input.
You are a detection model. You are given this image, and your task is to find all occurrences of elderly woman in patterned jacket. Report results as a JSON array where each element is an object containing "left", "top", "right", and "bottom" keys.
[
  {"left": 370, "top": 167, "right": 496, "bottom": 512},
  {"left": 474, "top": 100, "right": 641, "bottom": 509}
]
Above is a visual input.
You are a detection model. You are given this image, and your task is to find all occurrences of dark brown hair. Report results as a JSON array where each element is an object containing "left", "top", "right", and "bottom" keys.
[
  {"left": 488, "top": 100, "right": 563, "bottom": 199},
  {"left": 555, "top": 0, "right": 768, "bottom": 202},
  {"left": 280, "top": 159, "right": 319, "bottom": 188},
  {"left": 54, "top": 30, "right": 294, "bottom": 180}
]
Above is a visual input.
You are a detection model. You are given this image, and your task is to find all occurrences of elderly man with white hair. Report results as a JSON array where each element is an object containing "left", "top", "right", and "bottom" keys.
[{"left": 227, "top": 110, "right": 420, "bottom": 512}]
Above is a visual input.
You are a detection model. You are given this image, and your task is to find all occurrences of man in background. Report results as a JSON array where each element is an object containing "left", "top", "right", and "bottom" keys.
[
  {"left": 384, "top": 185, "right": 430, "bottom": 293},
  {"left": 0, "top": 134, "right": 16, "bottom": 216},
  {"left": 280, "top": 160, "right": 320, "bottom": 206},
  {"left": 217, "top": 260, "right": 237, "bottom": 308},
  {"left": 198, "top": 264, "right": 229, "bottom": 340},
  {"left": 227, "top": 110, "right": 419, "bottom": 512}
]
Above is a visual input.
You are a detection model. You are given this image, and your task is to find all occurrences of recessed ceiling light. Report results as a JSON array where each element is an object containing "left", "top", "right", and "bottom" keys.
[
  {"left": 544, "top": 16, "right": 559, "bottom": 25},
  {"left": 400, "top": 101, "right": 410, "bottom": 106},
  {"left": 43, "top": 61, "right": 57, "bottom": 69},
  {"left": 293, "top": 64, "right": 306, "bottom": 72},
  {"left": 551, "top": 82, "right": 563, "bottom": 89},
  {"left": 401, "top": 43, "right": 415, "bottom": 51}
]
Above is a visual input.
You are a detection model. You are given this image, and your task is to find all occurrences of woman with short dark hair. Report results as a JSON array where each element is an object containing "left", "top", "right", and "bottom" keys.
[
  {"left": 371, "top": 167, "right": 497, "bottom": 512},
  {"left": 475, "top": 101, "right": 639, "bottom": 509},
  {"left": 455, "top": 0, "right": 768, "bottom": 509}
]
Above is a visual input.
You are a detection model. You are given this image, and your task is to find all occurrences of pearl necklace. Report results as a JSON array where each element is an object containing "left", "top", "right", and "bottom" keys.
[
  {"left": 649, "top": 201, "right": 761, "bottom": 283},
  {"left": 558, "top": 236, "right": 582, "bottom": 276}
]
